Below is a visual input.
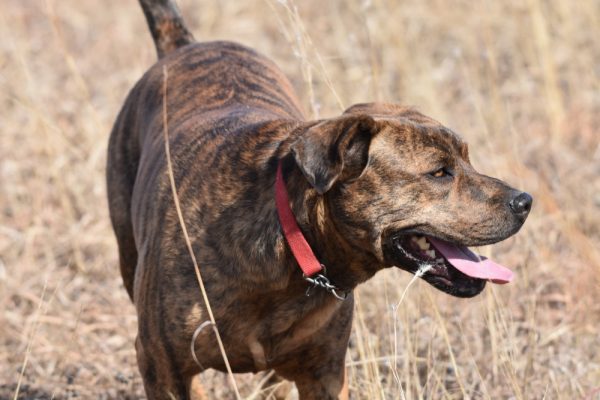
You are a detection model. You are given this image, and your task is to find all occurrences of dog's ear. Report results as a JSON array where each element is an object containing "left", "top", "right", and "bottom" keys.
[{"left": 291, "top": 115, "right": 379, "bottom": 194}]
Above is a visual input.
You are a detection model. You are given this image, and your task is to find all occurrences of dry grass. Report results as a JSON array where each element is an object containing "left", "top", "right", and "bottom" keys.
[{"left": 1, "top": 0, "right": 599, "bottom": 398}]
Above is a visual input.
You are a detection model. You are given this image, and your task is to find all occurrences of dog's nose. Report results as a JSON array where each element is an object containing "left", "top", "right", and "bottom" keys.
[{"left": 509, "top": 192, "right": 533, "bottom": 218}]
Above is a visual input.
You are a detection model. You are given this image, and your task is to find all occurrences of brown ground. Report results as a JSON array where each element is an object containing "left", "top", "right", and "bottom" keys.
[{"left": 1, "top": 0, "right": 599, "bottom": 398}]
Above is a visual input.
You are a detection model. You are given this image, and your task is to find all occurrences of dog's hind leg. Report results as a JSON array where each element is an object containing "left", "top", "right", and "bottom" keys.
[
  {"left": 107, "top": 182, "right": 137, "bottom": 301},
  {"left": 107, "top": 105, "right": 140, "bottom": 301}
]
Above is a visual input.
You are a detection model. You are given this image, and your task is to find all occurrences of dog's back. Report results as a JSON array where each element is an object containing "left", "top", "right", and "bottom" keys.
[{"left": 107, "top": 1, "right": 304, "bottom": 300}]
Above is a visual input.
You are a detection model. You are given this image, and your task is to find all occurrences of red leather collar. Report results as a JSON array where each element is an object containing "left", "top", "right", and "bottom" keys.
[{"left": 275, "top": 161, "right": 323, "bottom": 277}]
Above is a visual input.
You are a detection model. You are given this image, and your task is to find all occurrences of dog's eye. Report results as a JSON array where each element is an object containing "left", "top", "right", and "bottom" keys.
[{"left": 430, "top": 168, "right": 451, "bottom": 178}]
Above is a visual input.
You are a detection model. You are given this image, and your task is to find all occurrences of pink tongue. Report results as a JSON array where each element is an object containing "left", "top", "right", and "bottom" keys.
[{"left": 428, "top": 238, "right": 514, "bottom": 284}]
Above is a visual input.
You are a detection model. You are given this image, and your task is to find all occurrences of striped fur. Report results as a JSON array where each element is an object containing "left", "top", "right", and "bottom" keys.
[{"left": 107, "top": 1, "right": 530, "bottom": 398}]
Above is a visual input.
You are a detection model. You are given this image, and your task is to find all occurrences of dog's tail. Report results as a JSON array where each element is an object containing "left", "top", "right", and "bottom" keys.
[{"left": 139, "top": 0, "right": 195, "bottom": 58}]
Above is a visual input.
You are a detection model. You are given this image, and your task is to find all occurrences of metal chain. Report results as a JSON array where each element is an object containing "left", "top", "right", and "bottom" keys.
[{"left": 304, "top": 273, "right": 348, "bottom": 301}]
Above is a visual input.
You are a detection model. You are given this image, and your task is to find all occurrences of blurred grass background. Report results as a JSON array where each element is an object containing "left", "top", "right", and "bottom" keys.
[{"left": 1, "top": 0, "right": 599, "bottom": 398}]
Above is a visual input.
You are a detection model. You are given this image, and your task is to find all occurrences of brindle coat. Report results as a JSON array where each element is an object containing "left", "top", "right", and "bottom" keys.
[{"left": 107, "top": 1, "right": 531, "bottom": 399}]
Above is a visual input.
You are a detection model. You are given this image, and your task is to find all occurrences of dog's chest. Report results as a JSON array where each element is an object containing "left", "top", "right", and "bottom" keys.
[{"left": 242, "top": 294, "right": 342, "bottom": 369}]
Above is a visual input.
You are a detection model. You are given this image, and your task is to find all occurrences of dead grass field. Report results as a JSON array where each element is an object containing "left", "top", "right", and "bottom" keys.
[{"left": 1, "top": 0, "right": 599, "bottom": 398}]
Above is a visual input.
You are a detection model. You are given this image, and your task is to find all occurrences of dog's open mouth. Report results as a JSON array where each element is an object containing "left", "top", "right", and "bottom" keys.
[{"left": 390, "top": 235, "right": 514, "bottom": 298}]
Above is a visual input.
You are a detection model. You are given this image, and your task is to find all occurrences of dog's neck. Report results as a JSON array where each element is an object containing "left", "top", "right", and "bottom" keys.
[
  {"left": 280, "top": 157, "right": 382, "bottom": 293},
  {"left": 226, "top": 122, "right": 382, "bottom": 298}
]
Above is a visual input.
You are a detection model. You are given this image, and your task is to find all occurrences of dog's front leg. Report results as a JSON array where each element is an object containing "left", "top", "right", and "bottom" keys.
[
  {"left": 293, "top": 367, "right": 349, "bottom": 400},
  {"left": 274, "top": 297, "right": 353, "bottom": 400}
]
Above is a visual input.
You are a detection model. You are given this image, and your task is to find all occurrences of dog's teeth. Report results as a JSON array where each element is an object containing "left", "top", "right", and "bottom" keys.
[
  {"left": 425, "top": 250, "right": 436, "bottom": 258},
  {"left": 416, "top": 237, "right": 430, "bottom": 250}
]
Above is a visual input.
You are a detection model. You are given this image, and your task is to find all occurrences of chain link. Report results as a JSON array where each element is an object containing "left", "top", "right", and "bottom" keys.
[{"left": 304, "top": 273, "right": 348, "bottom": 301}]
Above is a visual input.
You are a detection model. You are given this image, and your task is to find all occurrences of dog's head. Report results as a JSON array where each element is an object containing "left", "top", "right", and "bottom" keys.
[{"left": 291, "top": 102, "right": 532, "bottom": 297}]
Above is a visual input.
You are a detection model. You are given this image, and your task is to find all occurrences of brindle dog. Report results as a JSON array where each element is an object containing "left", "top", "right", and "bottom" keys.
[{"left": 107, "top": 1, "right": 532, "bottom": 398}]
